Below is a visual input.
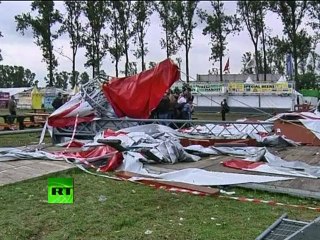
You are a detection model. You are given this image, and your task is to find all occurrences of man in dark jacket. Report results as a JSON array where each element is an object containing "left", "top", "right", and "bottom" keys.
[
  {"left": 7, "top": 95, "right": 17, "bottom": 124},
  {"left": 52, "top": 92, "right": 64, "bottom": 110},
  {"left": 221, "top": 99, "right": 229, "bottom": 121}
]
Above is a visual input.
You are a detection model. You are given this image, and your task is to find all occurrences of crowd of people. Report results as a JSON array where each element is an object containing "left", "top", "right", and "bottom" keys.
[
  {"left": 151, "top": 86, "right": 195, "bottom": 121},
  {"left": 152, "top": 86, "right": 231, "bottom": 122}
]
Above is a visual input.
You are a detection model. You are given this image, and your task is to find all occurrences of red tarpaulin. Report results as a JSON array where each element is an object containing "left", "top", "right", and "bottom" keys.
[{"left": 102, "top": 58, "right": 180, "bottom": 119}]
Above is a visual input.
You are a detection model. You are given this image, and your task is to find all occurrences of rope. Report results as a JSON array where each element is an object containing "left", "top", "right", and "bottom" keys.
[{"left": 116, "top": 177, "right": 320, "bottom": 212}]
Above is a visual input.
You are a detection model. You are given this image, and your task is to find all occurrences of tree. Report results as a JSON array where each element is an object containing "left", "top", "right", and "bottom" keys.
[
  {"left": 198, "top": 1, "right": 241, "bottom": 82},
  {"left": 307, "top": 1, "right": 320, "bottom": 73},
  {"left": 82, "top": 0, "right": 108, "bottom": 78},
  {"left": 269, "top": 1, "right": 308, "bottom": 81},
  {"left": 0, "top": 29, "right": 2, "bottom": 62},
  {"left": 132, "top": 1, "right": 152, "bottom": 71},
  {"left": 15, "top": 1, "right": 62, "bottom": 86},
  {"left": 61, "top": 1, "right": 83, "bottom": 87},
  {"left": 69, "top": 70, "right": 79, "bottom": 88},
  {"left": 306, "top": 37, "right": 320, "bottom": 73},
  {"left": 148, "top": 61, "right": 156, "bottom": 69},
  {"left": 265, "top": 36, "right": 290, "bottom": 75},
  {"left": 0, "top": 65, "right": 35, "bottom": 87},
  {"left": 175, "top": 1, "right": 199, "bottom": 83},
  {"left": 120, "top": 62, "right": 137, "bottom": 76},
  {"left": 295, "top": 30, "right": 312, "bottom": 74},
  {"left": 106, "top": 1, "right": 123, "bottom": 77},
  {"left": 79, "top": 71, "right": 90, "bottom": 85},
  {"left": 116, "top": 1, "right": 134, "bottom": 76},
  {"left": 308, "top": 1, "right": 320, "bottom": 38},
  {"left": 0, "top": 1, "right": 2, "bottom": 61},
  {"left": 154, "top": 1, "right": 180, "bottom": 58},
  {"left": 296, "top": 72, "right": 319, "bottom": 90},
  {"left": 53, "top": 71, "right": 69, "bottom": 89},
  {"left": 237, "top": 1, "right": 267, "bottom": 81}
]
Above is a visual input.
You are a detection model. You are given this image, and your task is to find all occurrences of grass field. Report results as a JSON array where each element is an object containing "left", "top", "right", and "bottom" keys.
[
  {"left": 1, "top": 111, "right": 319, "bottom": 239},
  {"left": 0, "top": 168, "right": 319, "bottom": 240}
]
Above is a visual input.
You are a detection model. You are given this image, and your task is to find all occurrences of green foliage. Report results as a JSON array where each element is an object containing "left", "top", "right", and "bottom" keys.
[
  {"left": 69, "top": 70, "right": 79, "bottom": 89},
  {"left": 265, "top": 30, "right": 312, "bottom": 76},
  {"left": 308, "top": 1, "right": 320, "bottom": 38},
  {"left": 132, "top": 1, "right": 152, "bottom": 71},
  {"left": 296, "top": 30, "right": 313, "bottom": 74},
  {"left": 106, "top": 1, "right": 126, "bottom": 77},
  {"left": 198, "top": 1, "right": 241, "bottom": 82},
  {"left": 0, "top": 168, "right": 319, "bottom": 239},
  {"left": 15, "top": 0, "right": 62, "bottom": 87},
  {"left": 82, "top": 0, "right": 109, "bottom": 78},
  {"left": 154, "top": 1, "right": 181, "bottom": 58},
  {"left": 120, "top": 62, "right": 137, "bottom": 76},
  {"left": 0, "top": 65, "right": 35, "bottom": 87},
  {"left": 269, "top": 1, "right": 308, "bottom": 80},
  {"left": 175, "top": 1, "right": 199, "bottom": 83},
  {"left": 148, "top": 61, "right": 156, "bottom": 69},
  {"left": 237, "top": 1, "right": 267, "bottom": 80},
  {"left": 296, "top": 72, "right": 320, "bottom": 90},
  {"left": 114, "top": 1, "right": 134, "bottom": 77},
  {"left": 265, "top": 36, "right": 290, "bottom": 74},
  {"left": 79, "top": 71, "right": 90, "bottom": 85},
  {"left": 61, "top": 1, "right": 84, "bottom": 85},
  {"left": 45, "top": 71, "right": 69, "bottom": 89}
]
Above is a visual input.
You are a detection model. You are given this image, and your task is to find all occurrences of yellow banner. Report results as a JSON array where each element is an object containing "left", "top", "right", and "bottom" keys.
[
  {"left": 228, "top": 82, "right": 244, "bottom": 92},
  {"left": 228, "top": 82, "right": 292, "bottom": 93}
]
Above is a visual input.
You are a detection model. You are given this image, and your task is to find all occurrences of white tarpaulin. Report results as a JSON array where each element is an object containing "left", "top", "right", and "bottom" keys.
[{"left": 118, "top": 151, "right": 293, "bottom": 186}]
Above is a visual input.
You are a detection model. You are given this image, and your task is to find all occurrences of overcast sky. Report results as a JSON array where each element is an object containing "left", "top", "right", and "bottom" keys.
[{"left": 0, "top": 1, "right": 316, "bottom": 87}]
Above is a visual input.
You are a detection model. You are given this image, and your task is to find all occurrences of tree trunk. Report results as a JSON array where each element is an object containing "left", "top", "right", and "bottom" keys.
[
  {"left": 185, "top": 38, "right": 189, "bottom": 83},
  {"left": 165, "top": 24, "right": 169, "bottom": 58},
  {"left": 96, "top": 35, "right": 100, "bottom": 76},
  {"left": 72, "top": 48, "right": 76, "bottom": 88},
  {"left": 292, "top": 3, "right": 298, "bottom": 81},
  {"left": 260, "top": 6, "right": 267, "bottom": 81},
  {"left": 254, "top": 42, "right": 259, "bottom": 81},
  {"left": 219, "top": 54, "right": 223, "bottom": 82},
  {"left": 48, "top": 40, "right": 54, "bottom": 87},
  {"left": 141, "top": 29, "right": 145, "bottom": 71},
  {"left": 115, "top": 60, "right": 119, "bottom": 78},
  {"left": 115, "top": 25, "right": 119, "bottom": 77},
  {"left": 125, "top": 42, "right": 129, "bottom": 76},
  {"left": 261, "top": 24, "right": 267, "bottom": 81}
]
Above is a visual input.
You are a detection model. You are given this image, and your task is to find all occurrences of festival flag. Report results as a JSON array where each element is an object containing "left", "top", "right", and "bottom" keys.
[
  {"left": 286, "top": 53, "right": 293, "bottom": 77},
  {"left": 223, "top": 58, "right": 230, "bottom": 73}
]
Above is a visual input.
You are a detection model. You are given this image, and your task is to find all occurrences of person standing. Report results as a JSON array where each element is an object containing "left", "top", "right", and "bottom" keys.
[
  {"left": 156, "top": 92, "right": 170, "bottom": 120},
  {"left": 220, "top": 99, "right": 229, "bottom": 121},
  {"left": 52, "top": 92, "right": 64, "bottom": 110},
  {"left": 7, "top": 95, "right": 17, "bottom": 124}
]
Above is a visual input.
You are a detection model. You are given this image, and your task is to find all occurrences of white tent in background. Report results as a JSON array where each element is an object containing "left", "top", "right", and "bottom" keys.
[
  {"left": 245, "top": 76, "right": 254, "bottom": 84},
  {"left": 277, "top": 75, "right": 287, "bottom": 83},
  {"left": 0, "top": 87, "right": 31, "bottom": 97}
]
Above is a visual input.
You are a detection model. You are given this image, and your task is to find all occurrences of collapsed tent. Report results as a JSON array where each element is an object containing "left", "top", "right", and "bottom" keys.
[
  {"left": 102, "top": 58, "right": 180, "bottom": 119},
  {"left": 14, "top": 58, "right": 320, "bottom": 192},
  {"left": 266, "top": 110, "right": 320, "bottom": 145},
  {"left": 4, "top": 123, "right": 315, "bottom": 186},
  {"left": 48, "top": 59, "right": 180, "bottom": 128}
]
